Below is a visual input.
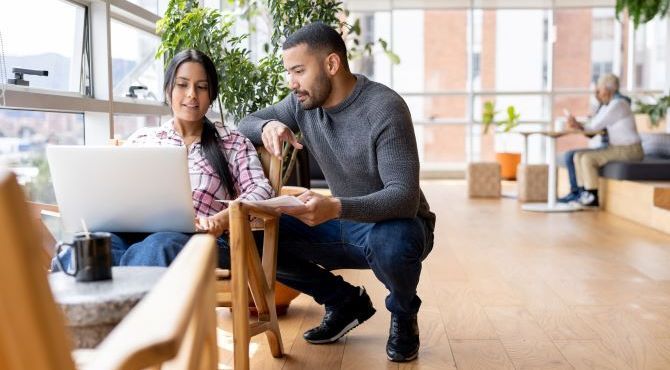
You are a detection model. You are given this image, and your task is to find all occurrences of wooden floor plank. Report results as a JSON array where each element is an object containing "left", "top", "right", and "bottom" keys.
[
  {"left": 225, "top": 180, "right": 670, "bottom": 369},
  {"left": 450, "top": 339, "right": 515, "bottom": 370},
  {"left": 485, "top": 306, "right": 573, "bottom": 369}
]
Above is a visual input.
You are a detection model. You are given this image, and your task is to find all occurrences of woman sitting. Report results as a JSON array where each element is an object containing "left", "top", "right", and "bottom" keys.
[{"left": 54, "top": 49, "right": 273, "bottom": 269}]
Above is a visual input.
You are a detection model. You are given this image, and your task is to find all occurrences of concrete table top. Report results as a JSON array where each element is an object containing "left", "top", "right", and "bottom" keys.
[{"left": 49, "top": 266, "right": 167, "bottom": 348}]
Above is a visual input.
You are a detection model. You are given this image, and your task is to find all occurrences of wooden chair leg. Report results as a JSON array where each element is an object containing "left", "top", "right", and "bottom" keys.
[{"left": 230, "top": 208, "right": 250, "bottom": 370}]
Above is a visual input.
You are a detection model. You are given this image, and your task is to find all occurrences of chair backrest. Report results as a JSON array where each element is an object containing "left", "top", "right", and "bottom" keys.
[
  {"left": 89, "top": 234, "right": 217, "bottom": 370},
  {"left": 256, "top": 146, "right": 282, "bottom": 196},
  {"left": 0, "top": 170, "right": 76, "bottom": 370},
  {"left": 0, "top": 169, "right": 218, "bottom": 370}
]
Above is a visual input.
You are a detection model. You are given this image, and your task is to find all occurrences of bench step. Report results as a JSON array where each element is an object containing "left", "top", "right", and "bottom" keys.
[{"left": 654, "top": 187, "right": 670, "bottom": 211}]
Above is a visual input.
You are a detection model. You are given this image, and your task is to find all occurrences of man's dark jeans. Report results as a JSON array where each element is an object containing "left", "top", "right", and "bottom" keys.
[{"left": 274, "top": 215, "right": 433, "bottom": 316}]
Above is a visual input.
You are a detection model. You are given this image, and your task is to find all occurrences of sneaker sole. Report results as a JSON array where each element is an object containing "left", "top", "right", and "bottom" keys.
[
  {"left": 387, "top": 350, "right": 419, "bottom": 362},
  {"left": 304, "top": 307, "right": 376, "bottom": 344}
]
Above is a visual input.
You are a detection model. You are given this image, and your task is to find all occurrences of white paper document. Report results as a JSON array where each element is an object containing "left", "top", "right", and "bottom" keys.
[{"left": 216, "top": 195, "right": 305, "bottom": 208}]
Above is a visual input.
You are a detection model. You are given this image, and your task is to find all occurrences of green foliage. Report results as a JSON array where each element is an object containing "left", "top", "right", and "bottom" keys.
[
  {"left": 265, "top": 0, "right": 400, "bottom": 63},
  {"left": 635, "top": 94, "right": 670, "bottom": 127},
  {"left": 499, "top": 105, "right": 520, "bottom": 133},
  {"left": 616, "top": 0, "right": 670, "bottom": 28},
  {"left": 157, "top": 0, "right": 398, "bottom": 126},
  {"left": 482, "top": 101, "right": 498, "bottom": 134},
  {"left": 266, "top": 0, "right": 343, "bottom": 52},
  {"left": 481, "top": 102, "right": 520, "bottom": 134},
  {"left": 157, "top": 0, "right": 288, "bottom": 124}
]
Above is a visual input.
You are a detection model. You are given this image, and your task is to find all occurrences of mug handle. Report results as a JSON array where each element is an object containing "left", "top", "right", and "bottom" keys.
[{"left": 55, "top": 242, "right": 77, "bottom": 277}]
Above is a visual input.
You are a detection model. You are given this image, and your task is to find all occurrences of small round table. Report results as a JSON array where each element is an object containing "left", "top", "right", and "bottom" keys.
[{"left": 49, "top": 266, "right": 167, "bottom": 348}]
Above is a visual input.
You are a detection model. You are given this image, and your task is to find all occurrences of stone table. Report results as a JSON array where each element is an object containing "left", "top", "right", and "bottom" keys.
[{"left": 49, "top": 266, "right": 167, "bottom": 348}]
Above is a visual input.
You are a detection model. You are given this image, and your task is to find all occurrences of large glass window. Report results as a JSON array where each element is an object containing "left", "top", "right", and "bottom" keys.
[
  {"left": 634, "top": 17, "right": 668, "bottom": 90},
  {"left": 476, "top": 9, "right": 550, "bottom": 92},
  {"left": 0, "top": 109, "right": 84, "bottom": 204},
  {"left": 125, "top": 0, "right": 171, "bottom": 16},
  {"left": 113, "top": 114, "right": 161, "bottom": 140},
  {"left": 111, "top": 20, "right": 163, "bottom": 102},
  {"left": 0, "top": 0, "right": 87, "bottom": 93}
]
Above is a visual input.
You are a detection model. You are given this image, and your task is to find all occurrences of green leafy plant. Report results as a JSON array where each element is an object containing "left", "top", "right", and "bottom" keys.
[
  {"left": 635, "top": 94, "right": 670, "bottom": 127},
  {"left": 481, "top": 101, "right": 520, "bottom": 134},
  {"left": 156, "top": 0, "right": 287, "bottom": 124},
  {"left": 157, "top": 0, "right": 398, "bottom": 184},
  {"left": 482, "top": 101, "right": 498, "bottom": 134},
  {"left": 616, "top": 0, "right": 670, "bottom": 28},
  {"left": 499, "top": 105, "right": 521, "bottom": 133}
]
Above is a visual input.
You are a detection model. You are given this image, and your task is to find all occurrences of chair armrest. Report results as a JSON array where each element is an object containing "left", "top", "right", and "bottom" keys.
[{"left": 232, "top": 201, "right": 280, "bottom": 221}]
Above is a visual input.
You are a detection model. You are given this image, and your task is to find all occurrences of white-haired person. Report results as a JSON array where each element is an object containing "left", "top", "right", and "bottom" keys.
[{"left": 565, "top": 73, "right": 643, "bottom": 207}]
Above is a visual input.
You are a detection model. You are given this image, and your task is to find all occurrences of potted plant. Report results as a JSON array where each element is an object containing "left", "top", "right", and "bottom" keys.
[
  {"left": 634, "top": 94, "right": 670, "bottom": 133},
  {"left": 482, "top": 101, "right": 521, "bottom": 180}
]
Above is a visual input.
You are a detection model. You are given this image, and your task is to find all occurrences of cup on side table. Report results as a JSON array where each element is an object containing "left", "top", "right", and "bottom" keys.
[{"left": 55, "top": 232, "right": 113, "bottom": 282}]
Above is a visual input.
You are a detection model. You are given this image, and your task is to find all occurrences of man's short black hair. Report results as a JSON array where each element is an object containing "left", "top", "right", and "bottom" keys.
[{"left": 282, "top": 21, "right": 349, "bottom": 71}]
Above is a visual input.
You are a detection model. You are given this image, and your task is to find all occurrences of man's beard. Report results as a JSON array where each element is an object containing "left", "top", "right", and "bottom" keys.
[{"left": 295, "top": 70, "right": 332, "bottom": 110}]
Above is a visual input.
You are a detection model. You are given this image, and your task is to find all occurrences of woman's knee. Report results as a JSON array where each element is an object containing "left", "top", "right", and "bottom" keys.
[{"left": 119, "top": 232, "right": 190, "bottom": 266}]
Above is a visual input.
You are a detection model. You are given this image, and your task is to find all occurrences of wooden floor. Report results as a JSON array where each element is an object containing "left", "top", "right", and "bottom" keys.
[{"left": 217, "top": 180, "right": 670, "bottom": 369}]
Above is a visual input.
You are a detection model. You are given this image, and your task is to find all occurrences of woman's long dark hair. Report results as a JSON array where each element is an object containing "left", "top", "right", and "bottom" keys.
[{"left": 164, "top": 49, "right": 236, "bottom": 198}]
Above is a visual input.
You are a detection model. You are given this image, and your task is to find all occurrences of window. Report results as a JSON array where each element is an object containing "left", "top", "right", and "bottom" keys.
[
  {"left": 113, "top": 114, "right": 161, "bottom": 140},
  {"left": 111, "top": 20, "right": 163, "bottom": 102},
  {"left": 634, "top": 17, "right": 668, "bottom": 90},
  {"left": 0, "top": 0, "right": 87, "bottom": 93},
  {"left": 0, "top": 108, "right": 84, "bottom": 204},
  {"left": 125, "top": 0, "right": 171, "bottom": 15},
  {"left": 593, "top": 17, "right": 615, "bottom": 40},
  {"left": 476, "top": 9, "right": 550, "bottom": 92}
]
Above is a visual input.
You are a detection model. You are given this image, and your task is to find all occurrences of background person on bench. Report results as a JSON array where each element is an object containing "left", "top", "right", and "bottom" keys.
[{"left": 564, "top": 73, "right": 642, "bottom": 207}]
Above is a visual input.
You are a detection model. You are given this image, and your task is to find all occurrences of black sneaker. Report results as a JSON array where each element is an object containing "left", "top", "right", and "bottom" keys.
[
  {"left": 303, "top": 287, "right": 376, "bottom": 344},
  {"left": 386, "top": 314, "right": 420, "bottom": 362}
]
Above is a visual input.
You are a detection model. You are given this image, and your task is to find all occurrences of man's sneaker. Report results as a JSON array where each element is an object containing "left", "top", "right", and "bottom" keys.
[
  {"left": 579, "top": 190, "right": 599, "bottom": 207},
  {"left": 386, "top": 314, "right": 420, "bottom": 362},
  {"left": 303, "top": 287, "right": 376, "bottom": 344},
  {"left": 557, "top": 191, "right": 580, "bottom": 203}
]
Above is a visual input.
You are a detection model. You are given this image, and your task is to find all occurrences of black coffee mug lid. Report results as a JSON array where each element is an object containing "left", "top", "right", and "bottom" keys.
[{"left": 73, "top": 231, "right": 112, "bottom": 240}]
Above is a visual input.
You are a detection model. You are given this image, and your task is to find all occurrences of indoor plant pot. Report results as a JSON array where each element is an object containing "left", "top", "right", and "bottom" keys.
[{"left": 495, "top": 152, "right": 522, "bottom": 180}]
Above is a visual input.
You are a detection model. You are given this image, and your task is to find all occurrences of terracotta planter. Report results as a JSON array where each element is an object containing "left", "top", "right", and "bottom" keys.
[
  {"left": 249, "top": 282, "right": 301, "bottom": 316},
  {"left": 495, "top": 152, "right": 522, "bottom": 180}
]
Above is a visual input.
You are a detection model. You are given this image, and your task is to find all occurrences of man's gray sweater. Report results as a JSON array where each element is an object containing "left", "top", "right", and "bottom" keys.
[{"left": 238, "top": 74, "right": 435, "bottom": 230}]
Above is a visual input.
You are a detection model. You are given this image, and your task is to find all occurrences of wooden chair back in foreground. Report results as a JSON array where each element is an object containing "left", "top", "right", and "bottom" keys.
[
  {"left": 0, "top": 169, "right": 218, "bottom": 370},
  {"left": 216, "top": 146, "right": 286, "bottom": 369}
]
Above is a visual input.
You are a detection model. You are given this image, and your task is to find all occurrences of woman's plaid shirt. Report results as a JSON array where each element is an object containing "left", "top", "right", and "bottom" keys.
[{"left": 126, "top": 120, "right": 274, "bottom": 217}]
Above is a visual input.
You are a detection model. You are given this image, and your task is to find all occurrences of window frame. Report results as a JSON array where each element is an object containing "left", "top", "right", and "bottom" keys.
[
  {"left": 2, "top": 0, "right": 170, "bottom": 145},
  {"left": 350, "top": 3, "right": 666, "bottom": 166}
]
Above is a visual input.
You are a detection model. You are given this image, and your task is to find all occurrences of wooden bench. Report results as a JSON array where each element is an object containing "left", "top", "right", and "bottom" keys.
[{"left": 558, "top": 167, "right": 670, "bottom": 235}]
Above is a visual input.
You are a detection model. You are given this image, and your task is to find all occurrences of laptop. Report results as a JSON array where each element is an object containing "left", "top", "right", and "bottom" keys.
[{"left": 47, "top": 145, "right": 196, "bottom": 233}]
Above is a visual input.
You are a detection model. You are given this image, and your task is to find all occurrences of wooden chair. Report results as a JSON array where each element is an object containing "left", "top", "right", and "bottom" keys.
[
  {"left": 27, "top": 143, "right": 297, "bottom": 369},
  {"left": 0, "top": 169, "right": 218, "bottom": 370},
  {"left": 215, "top": 147, "right": 287, "bottom": 370}
]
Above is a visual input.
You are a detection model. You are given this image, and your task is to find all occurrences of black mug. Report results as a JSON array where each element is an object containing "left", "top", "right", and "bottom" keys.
[{"left": 55, "top": 232, "right": 113, "bottom": 282}]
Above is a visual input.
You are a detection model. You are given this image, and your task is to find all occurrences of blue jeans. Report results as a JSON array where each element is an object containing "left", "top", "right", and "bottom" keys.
[
  {"left": 273, "top": 215, "right": 433, "bottom": 316},
  {"left": 53, "top": 231, "right": 231, "bottom": 271},
  {"left": 564, "top": 148, "right": 598, "bottom": 193}
]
